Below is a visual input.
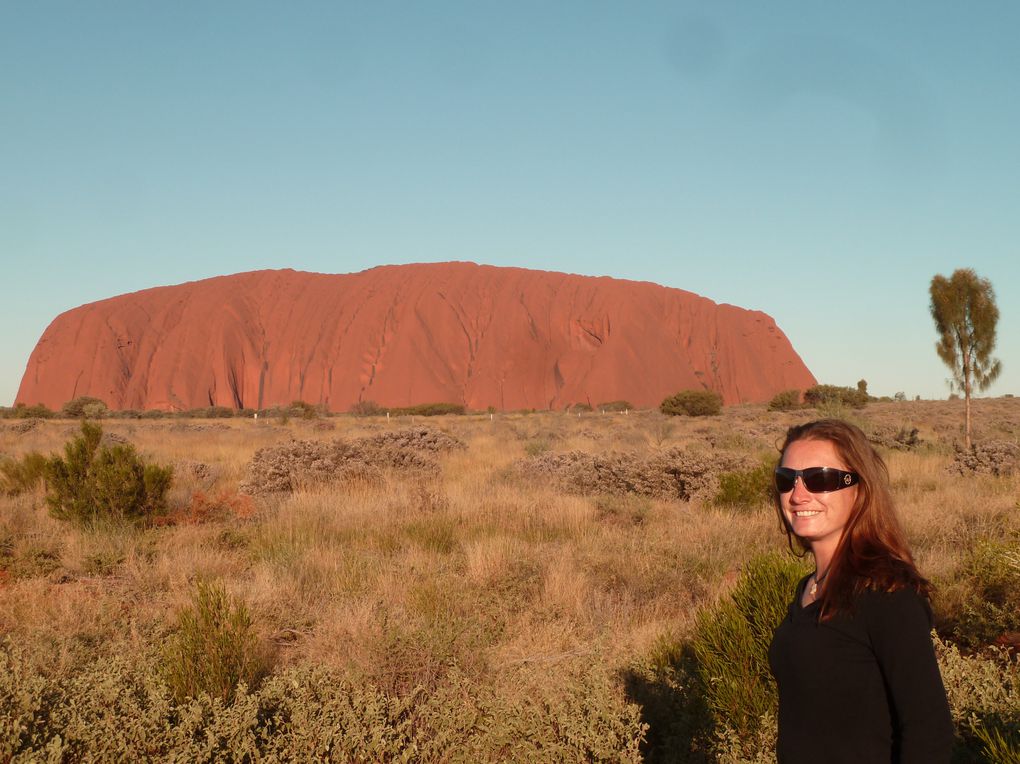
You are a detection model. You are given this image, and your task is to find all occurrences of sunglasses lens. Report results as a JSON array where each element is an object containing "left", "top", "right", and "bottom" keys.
[
  {"left": 774, "top": 469, "right": 796, "bottom": 493},
  {"left": 803, "top": 469, "right": 839, "bottom": 492}
]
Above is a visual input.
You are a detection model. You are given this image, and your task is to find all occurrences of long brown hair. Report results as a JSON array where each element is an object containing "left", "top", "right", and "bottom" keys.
[{"left": 774, "top": 419, "right": 931, "bottom": 620}]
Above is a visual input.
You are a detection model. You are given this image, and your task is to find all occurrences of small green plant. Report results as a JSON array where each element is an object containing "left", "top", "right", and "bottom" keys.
[
  {"left": 524, "top": 438, "right": 552, "bottom": 457},
  {"left": 660, "top": 389, "right": 723, "bottom": 417},
  {"left": 44, "top": 421, "right": 173, "bottom": 528},
  {"left": 161, "top": 580, "right": 273, "bottom": 704},
  {"left": 714, "top": 458, "right": 775, "bottom": 511},
  {"left": 0, "top": 451, "right": 48, "bottom": 496},
  {"left": 767, "top": 389, "right": 802, "bottom": 412},
  {"left": 594, "top": 494, "right": 652, "bottom": 526},
  {"left": 691, "top": 552, "right": 808, "bottom": 740}
]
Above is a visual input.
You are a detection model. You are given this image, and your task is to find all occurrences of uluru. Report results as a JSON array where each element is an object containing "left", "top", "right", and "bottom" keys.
[{"left": 16, "top": 263, "right": 815, "bottom": 412}]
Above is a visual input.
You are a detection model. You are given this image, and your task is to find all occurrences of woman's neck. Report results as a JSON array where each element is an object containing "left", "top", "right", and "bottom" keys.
[{"left": 812, "top": 543, "right": 836, "bottom": 578}]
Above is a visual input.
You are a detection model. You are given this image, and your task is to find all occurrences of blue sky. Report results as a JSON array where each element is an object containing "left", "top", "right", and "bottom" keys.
[{"left": 2, "top": 1, "right": 1017, "bottom": 406}]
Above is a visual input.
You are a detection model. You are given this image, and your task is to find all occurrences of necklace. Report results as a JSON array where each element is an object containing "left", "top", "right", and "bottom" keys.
[{"left": 808, "top": 568, "right": 830, "bottom": 598}]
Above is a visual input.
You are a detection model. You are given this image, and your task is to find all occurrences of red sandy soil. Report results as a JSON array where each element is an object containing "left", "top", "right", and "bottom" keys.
[{"left": 16, "top": 263, "right": 815, "bottom": 412}]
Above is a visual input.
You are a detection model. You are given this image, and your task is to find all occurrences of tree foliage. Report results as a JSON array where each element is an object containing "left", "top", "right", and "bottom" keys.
[{"left": 930, "top": 269, "right": 1002, "bottom": 448}]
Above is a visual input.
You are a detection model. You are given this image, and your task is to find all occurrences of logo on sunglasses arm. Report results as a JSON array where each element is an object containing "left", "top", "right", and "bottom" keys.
[{"left": 843, "top": 473, "right": 853, "bottom": 485}]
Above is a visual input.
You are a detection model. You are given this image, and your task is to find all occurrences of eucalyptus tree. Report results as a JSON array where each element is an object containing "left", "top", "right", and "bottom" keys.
[{"left": 929, "top": 269, "right": 1002, "bottom": 449}]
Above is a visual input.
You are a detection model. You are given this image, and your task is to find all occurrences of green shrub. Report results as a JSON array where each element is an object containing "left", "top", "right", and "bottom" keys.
[
  {"left": 691, "top": 552, "right": 807, "bottom": 740},
  {"left": 523, "top": 438, "right": 552, "bottom": 457},
  {"left": 6, "top": 403, "right": 54, "bottom": 419},
  {"left": 390, "top": 402, "right": 466, "bottom": 416},
  {"left": 714, "top": 458, "right": 775, "bottom": 511},
  {"left": 162, "top": 580, "right": 273, "bottom": 704},
  {"left": 0, "top": 451, "right": 48, "bottom": 496},
  {"left": 660, "top": 390, "right": 723, "bottom": 417},
  {"left": 288, "top": 400, "right": 321, "bottom": 419},
  {"left": 350, "top": 400, "right": 383, "bottom": 416},
  {"left": 935, "top": 634, "right": 1020, "bottom": 760},
  {"left": 61, "top": 396, "right": 108, "bottom": 419},
  {"left": 938, "top": 540, "right": 1020, "bottom": 648},
  {"left": 598, "top": 400, "right": 633, "bottom": 412},
  {"left": 802, "top": 384, "right": 868, "bottom": 409},
  {"left": 44, "top": 421, "right": 173, "bottom": 528},
  {"left": 568, "top": 402, "right": 593, "bottom": 413},
  {"left": 767, "top": 389, "right": 802, "bottom": 412}
]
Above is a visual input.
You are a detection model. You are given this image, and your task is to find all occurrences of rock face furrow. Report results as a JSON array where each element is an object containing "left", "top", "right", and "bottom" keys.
[{"left": 16, "top": 262, "right": 815, "bottom": 411}]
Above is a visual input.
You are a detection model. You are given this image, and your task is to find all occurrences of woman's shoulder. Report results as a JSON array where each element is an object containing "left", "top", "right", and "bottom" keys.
[{"left": 855, "top": 583, "right": 933, "bottom": 630}]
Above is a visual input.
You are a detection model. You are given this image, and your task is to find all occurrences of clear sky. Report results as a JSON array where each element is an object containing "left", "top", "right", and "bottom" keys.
[{"left": 2, "top": 1, "right": 1017, "bottom": 406}]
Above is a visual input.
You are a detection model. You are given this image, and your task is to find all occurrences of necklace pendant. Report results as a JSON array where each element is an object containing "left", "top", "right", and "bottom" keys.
[{"left": 809, "top": 579, "right": 818, "bottom": 597}]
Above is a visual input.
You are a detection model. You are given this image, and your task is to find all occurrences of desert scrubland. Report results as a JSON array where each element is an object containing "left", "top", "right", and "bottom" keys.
[{"left": 2, "top": 398, "right": 1019, "bottom": 762}]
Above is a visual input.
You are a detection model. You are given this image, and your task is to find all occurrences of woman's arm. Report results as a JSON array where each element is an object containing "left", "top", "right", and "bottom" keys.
[{"left": 864, "top": 587, "right": 955, "bottom": 763}]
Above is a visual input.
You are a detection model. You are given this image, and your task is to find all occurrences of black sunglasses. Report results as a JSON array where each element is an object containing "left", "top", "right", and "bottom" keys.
[{"left": 774, "top": 467, "right": 860, "bottom": 494}]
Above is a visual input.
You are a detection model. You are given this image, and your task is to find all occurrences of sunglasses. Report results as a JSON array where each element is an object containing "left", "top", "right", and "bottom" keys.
[{"left": 774, "top": 467, "right": 860, "bottom": 494}]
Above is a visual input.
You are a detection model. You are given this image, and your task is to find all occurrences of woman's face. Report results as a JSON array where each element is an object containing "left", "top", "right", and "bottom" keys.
[{"left": 779, "top": 438, "right": 859, "bottom": 554}]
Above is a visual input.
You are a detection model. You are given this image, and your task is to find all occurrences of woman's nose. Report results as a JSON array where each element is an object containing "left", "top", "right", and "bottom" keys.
[{"left": 789, "top": 477, "right": 812, "bottom": 502}]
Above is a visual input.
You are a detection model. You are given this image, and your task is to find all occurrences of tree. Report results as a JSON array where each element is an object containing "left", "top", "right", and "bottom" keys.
[{"left": 929, "top": 269, "right": 1002, "bottom": 449}]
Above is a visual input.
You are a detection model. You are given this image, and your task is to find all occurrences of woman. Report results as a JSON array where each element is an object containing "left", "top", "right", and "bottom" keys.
[{"left": 767, "top": 419, "right": 954, "bottom": 762}]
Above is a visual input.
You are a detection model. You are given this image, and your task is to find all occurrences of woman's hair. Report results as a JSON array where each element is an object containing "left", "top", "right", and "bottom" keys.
[{"left": 774, "top": 418, "right": 931, "bottom": 619}]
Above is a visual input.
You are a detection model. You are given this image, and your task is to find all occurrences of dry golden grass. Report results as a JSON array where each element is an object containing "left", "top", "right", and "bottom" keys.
[{"left": 1, "top": 397, "right": 1018, "bottom": 757}]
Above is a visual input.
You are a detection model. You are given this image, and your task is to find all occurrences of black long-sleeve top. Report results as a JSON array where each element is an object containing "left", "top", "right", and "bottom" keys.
[{"left": 768, "top": 576, "right": 954, "bottom": 763}]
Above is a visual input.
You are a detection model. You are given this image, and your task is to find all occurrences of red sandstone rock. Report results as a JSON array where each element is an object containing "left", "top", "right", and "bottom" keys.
[{"left": 17, "top": 263, "right": 816, "bottom": 411}]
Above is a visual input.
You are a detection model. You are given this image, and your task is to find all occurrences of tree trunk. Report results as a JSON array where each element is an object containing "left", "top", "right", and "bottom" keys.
[{"left": 964, "top": 350, "right": 972, "bottom": 450}]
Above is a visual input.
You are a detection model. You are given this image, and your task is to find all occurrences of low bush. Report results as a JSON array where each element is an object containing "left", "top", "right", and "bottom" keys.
[
  {"left": 937, "top": 540, "right": 1020, "bottom": 648},
  {"left": 3, "top": 403, "right": 55, "bottom": 419},
  {"left": 935, "top": 634, "right": 1020, "bottom": 759},
  {"left": 2, "top": 640, "right": 644, "bottom": 762},
  {"left": 240, "top": 426, "right": 465, "bottom": 495},
  {"left": 803, "top": 384, "right": 868, "bottom": 409},
  {"left": 598, "top": 400, "right": 633, "bottom": 412},
  {"left": 868, "top": 424, "right": 924, "bottom": 451},
  {"left": 517, "top": 448, "right": 752, "bottom": 502},
  {"left": 949, "top": 440, "right": 1020, "bottom": 477},
  {"left": 767, "top": 389, "right": 802, "bottom": 412},
  {"left": 162, "top": 580, "right": 274, "bottom": 704},
  {"left": 660, "top": 390, "right": 723, "bottom": 417},
  {"left": 714, "top": 458, "right": 775, "bottom": 511},
  {"left": 60, "top": 396, "right": 109, "bottom": 419},
  {"left": 363, "top": 425, "right": 467, "bottom": 456},
  {"left": 349, "top": 400, "right": 383, "bottom": 416},
  {"left": 0, "top": 451, "right": 48, "bottom": 496},
  {"left": 390, "top": 402, "right": 466, "bottom": 416},
  {"left": 288, "top": 400, "right": 322, "bottom": 419},
  {"left": 44, "top": 421, "right": 174, "bottom": 527}
]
